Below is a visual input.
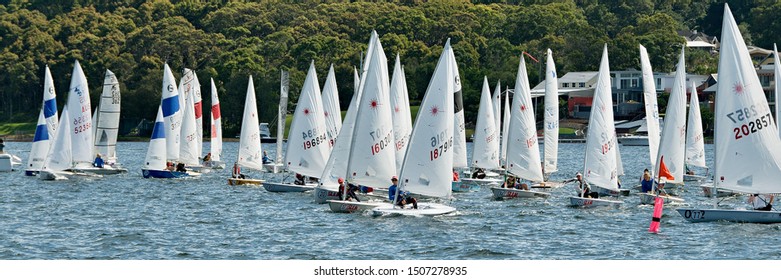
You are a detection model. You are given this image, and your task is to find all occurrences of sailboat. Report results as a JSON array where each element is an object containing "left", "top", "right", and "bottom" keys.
[
  {"left": 321, "top": 64, "right": 342, "bottom": 148},
  {"left": 204, "top": 78, "right": 226, "bottom": 169},
  {"left": 531, "top": 49, "right": 565, "bottom": 189},
  {"left": 326, "top": 31, "right": 398, "bottom": 212},
  {"left": 228, "top": 76, "right": 265, "bottom": 186},
  {"left": 178, "top": 68, "right": 204, "bottom": 173},
  {"left": 87, "top": 69, "right": 128, "bottom": 174},
  {"left": 677, "top": 4, "right": 781, "bottom": 223},
  {"left": 263, "top": 62, "right": 330, "bottom": 192},
  {"left": 390, "top": 54, "right": 412, "bottom": 174},
  {"left": 457, "top": 77, "right": 502, "bottom": 192},
  {"left": 262, "top": 70, "right": 288, "bottom": 173},
  {"left": 569, "top": 45, "right": 623, "bottom": 207},
  {"left": 500, "top": 83, "right": 510, "bottom": 167},
  {"left": 639, "top": 48, "right": 687, "bottom": 205},
  {"left": 490, "top": 56, "right": 550, "bottom": 200},
  {"left": 685, "top": 80, "right": 708, "bottom": 182},
  {"left": 25, "top": 65, "right": 58, "bottom": 176},
  {"left": 451, "top": 45, "right": 468, "bottom": 173},
  {"left": 39, "top": 107, "right": 73, "bottom": 180},
  {"left": 142, "top": 63, "right": 189, "bottom": 179},
  {"left": 372, "top": 40, "right": 458, "bottom": 217}
]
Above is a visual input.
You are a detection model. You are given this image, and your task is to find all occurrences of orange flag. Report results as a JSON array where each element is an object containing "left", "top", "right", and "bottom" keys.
[{"left": 658, "top": 156, "right": 675, "bottom": 181}]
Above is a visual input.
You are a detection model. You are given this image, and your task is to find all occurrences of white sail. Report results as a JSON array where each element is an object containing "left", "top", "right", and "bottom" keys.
[
  {"left": 27, "top": 111, "right": 51, "bottom": 171},
  {"left": 43, "top": 107, "right": 72, "bottom": 172},
  {"left": 686, "top": 80, "right": 706, "bottom": 168},
  {"left": 276, "top": 70, "right": 289, "bottom": 164},
  {"left": 237, "top": 76, "right": 264, "bottom": 171},
  {"left": 42, "top": 65, "right": 58, "bottom": 136},
  {"left": 654, "top": 49, "right": 688, "bottom": 185},
  {"left": 544, "top": 49, "right": 559, "bottom": 174},
  {"left": 192, "top": 72, "right": 203, "bottom": 160},
  {"left": 354, "top": 67, "right": 360, "bottom": 96},
  {"left": 67, "top": 60, "right": 93, "bottom": 168},
  {"left": 179, "top": 68, "right": 200, "bottom": 166},
  {"left": 390, "top": 54, "right": 413, "bottom": 171},
  {"left": 713, "top": 5, "right": 781, "bottom": 194},
  {"left": 501, "top": 86, "right": 510, "bottom": 164},
  {"left": 321, "top": 64, "right": 342, "bottom": 148},
  {"left": 144, "top": 106, "right": 167, "bottom": 171},
  {"left": 93, "top": 69, "right": 121, "bottom": 164},
  {"left": 398, "top": 39, "right": 455, "bottom": 199},
  {"left": 775, "top": 44, "right": 781, "bottom": 137},
  {"left": 161, "top": 63, "right": 182, "bottom": 162},
  {"left": 507, "top": 56, "right": 544, "bottom": 182},
  {"left": 583, "top": 45, "right": 619, "bottom": 191},
  {"left": 449, "top": 48, "right": 467, "bottom": 168},
  {"left": 346, "top": 36, "right": 397, "bottom": 188},
  {"left": 209, "top": 78, "right": 222, "bottom": 162},
  {"left": 285, "top": 62, "right": 330, "bottom": 177},
  {"left": 319, "top": 71, "right": 362, "bottom": 188},
  {"left": 492, "top": 81, "right": 502, "bottom": 141},
  {"left": 639, "top": 44, "right": 662, "bottom": 173},
  {"left": 471, "top": 77, "right": 500, "bottom": 170}
]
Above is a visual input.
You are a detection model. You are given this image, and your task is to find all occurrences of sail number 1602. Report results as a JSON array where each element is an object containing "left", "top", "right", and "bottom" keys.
[{"left": 430, "top": 131, "right": 452, "bottom": 161}]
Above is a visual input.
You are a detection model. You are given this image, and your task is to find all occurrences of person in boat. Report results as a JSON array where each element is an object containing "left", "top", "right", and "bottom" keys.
[
  {"left": 388, "top": 176, "right": 417, "bottom": 209},
  {"left": 0, "top": 138, "right": 4, "bottom": 153},
  {"left": 685, "top": 165, "right": 695, "bottom": 175},
  {"left": 640, "top": 169, "right": 654, "bottom": 193},
  {"left": 93, "top": 153, "right": 104, "bottom": 168},
  {"left": 294, "top": 173, "right": 306, "bottom": 185},
  {"left": 566, "top": 172, "right": 598, "bottom": 198},
  {"left": 748, "top": 194, "right": 774, "bottom": 211},
  {"left": 346, "top": 182, "right": 361, "bottom": 202},
  {"left": 452, "top": 169, "right": 460, "bottom": 182},
  {"left": 518, "top": 182, "right": 529, "bottom": 190},
  {"left": 472, "top": 168, "right": 486, "bottom": 179},
  {"left": 232, "top": 162, "right": 246, "bottom": 179},
  {"left": 262, "top": 151, "right": 271, "bottom": 164},
  {"left": 337, "top": 178, "right": 346, "bottom": 199},
  {"left": 166, "top": 161, "right": 176, "bottom": 171},
  {"left": 202, "top": 152, "right": 211, "bottom": 163},
  {"left": 175, "top": 162, "right": 187, "bottom": 173},
  {"left": 503, "top": 176, "right": 517, "bottom": 189}
]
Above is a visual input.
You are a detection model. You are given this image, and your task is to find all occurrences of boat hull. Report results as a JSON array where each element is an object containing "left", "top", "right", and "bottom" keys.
[
  {"left": 328, "top": 200, "right": 391, "bottom": 213},
  {"left": 371, "top": 202, "right": 456, "bottom": 217},
  {"left": 617, "top": 135, "right": 648, "bottom": 146},
  {"left": 569, "top": 196, "right": 623, "bottom": 208},
  {"left": 262, "top": 163, "right": 284, "bottom": 173},
  {"left": 70, "top": 166, "right": 128, "bottom": 175},
  {"left": 530, "top": 181, "right": 564, "bottom": 189},
  {"left": 638, "top": 193, "right": 685, "bottom": 205},
  {"left": 0, "top": 154, "right": 13, "bottom": 172},
  {"left": 204, "top": 160, "right": 226, "bottom": 169},
  {"left": 676, "top": 208, "right": 781, "bottom": 223},
  {"left": 683, "top": 174, "right": 708, "bottom": 182},
  {"left": 593, "top": 185, "right": 631, "bottom": 196},
  {"left": 263, "top": 182, "right": 316, "bottom": 192},
  {"left": 490, "top": 187, "right": 550, "bottom": 199},
  {"left": 142, "top": 169, "right": 188, "bottom": 179},
  {"left": 24, "top": 169, "right": 39, "bottom": 176},
  {"left": 314, "top": 186, "right": 341, "bottom": 204},
  {"left": 227, "top": 178, "right": 263, "bottom": 186}
]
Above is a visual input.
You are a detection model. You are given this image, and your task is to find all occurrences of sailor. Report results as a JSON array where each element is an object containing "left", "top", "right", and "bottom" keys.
[
  {"left": 0, "top": 138, "right": 5, "bottom": 153},
  {"left": 388, "top": 176, "right": 417, "bottom": 209},
  {"left": 262, "top": 151, "right": 271, "bottom": 164},
  {"left": 346, "top": 182, "right": 361, "bottom": 202},
  {"left": 232, "top": 162, "right": 246, "bottom": 179},
  {"left": 749, "top": 194, "right": 774, "bottom": 211},
  {"left": 294, "top": 173, "right": 306, "bottom": 185},
  {"left": 640, "top": 169, "right": 654, "bottom": 193},
  {"left": 565, "top": 172, "right": 598, "bottom": 198},
  {"left": 203, "top": 152, "right": 212, "bottom": 163},
  {"left": 93, "top": 153, "right": 104, "bottom": 168},
  {"left": 472, "top": 168, "right": 486, "bottom": 179},
  {"left": 503, "top": 176, "right": 516, "bottom": 189}
]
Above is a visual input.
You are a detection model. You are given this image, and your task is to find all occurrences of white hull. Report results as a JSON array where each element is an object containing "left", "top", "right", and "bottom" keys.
[
  {"left": 490, "top": 187, "right": 550, "bottom": 199},
  {"left": 38, "top": 169, "right": 102, "bottom": 181},
  {"left": 263, "top": 162, "right": 284, "bottom": 173},
  {"left": 569, "top": 196, "right": 623, "bottom": 208},
  {"left": 263, "top": 182, "right": 316, "bottom": 192},
  {"left": 638, "top": 193, "right": 685, "bottom": 205},
  {"left": 69, "top": 166, "right": 128, "bottom": 175},
  {"left": 530, "top": 181, "right": 564, "bottom": 189},
  {"left": 451, "top": 181, "right": 481, "bottom": 192},
  {"left": 227, "top": 178, "right": 263, "bottom": 186},
  {"left": 617, "top": 135, "right": 648, "bottom": 146},
  {"left": 371, "top": 202, "right": 456, "bottom": 217},
  {"left": 204, "top": 160, "right": 226, "bottom": 169},
  {"left": 328, "top": 200, "right": 391, "bottom": 213},
  {"left": 683, "top": 174, "right": 708, "bottom": 182},
  {"left": 677, "top": 208, "right": 781, "bottom": 223},
  {"left": 593, "top": 185, "right": 631, "bottom": 196},
  {"left": 0, "top": 154, "right": 13, "bottom": 172},
  {"left": 459, "top": 177, "right": 502, "bottom": 186},
  {"left": 701, "top": 185, "right": 739, "bottom": 197},
  {"left": 314, "top": 187, "right": 341, "bottom": 204}
]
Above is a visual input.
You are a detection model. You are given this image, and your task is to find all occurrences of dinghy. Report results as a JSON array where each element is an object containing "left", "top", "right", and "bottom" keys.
[
  {"left": 26, "top": 65, "right": 58, "bottom": 176},
  {"left": 228, "top": 76, "right": 265, "bottom": 186},
  {"left": 538, "top": 49, "right": 564, "bottom": 188},
  {"left": 685, "top": 80, "right": 709, "bottom": 182},
  {"left": 142, "top": 64, "right": 189, "bottom": 179},
  {"left": 677, "top": 5, "right": 781, "bottom": 223},
  {"left": 321, "top": 64, "right": 342, "bottom": 148},
  {"left": 263, "top": 62, "right": 330, "bottom": 192},
  {"left": 372, "top": 40, "right": 459, "bottom": 217},
  {"left": 205, "top": 78, "right": 226, "bottom": 169},
  {"left": 568, "top": 45, "right": 623, "bottom": 208},
  {"left": 77, "top": 69, "right": 128, "bottom": 175},
  {"left": 638, "top": 48, "right": 687, "bottom": 205},
  {"left": 490, "top": 56, "right": 550, "bottom": 200},
  {"left": 458, "top": 77, "right": 501, "bottom": 192}
]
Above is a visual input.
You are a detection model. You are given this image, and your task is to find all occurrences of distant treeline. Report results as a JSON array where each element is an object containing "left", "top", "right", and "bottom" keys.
[{"left": 0, "top": 0, "right": 777, "bottom": 137}]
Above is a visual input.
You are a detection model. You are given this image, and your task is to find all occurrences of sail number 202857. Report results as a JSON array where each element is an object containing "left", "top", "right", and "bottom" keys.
[
  {"left": 733, "top": 113, "right": 771, "bottom": 140},
  {"left": 430, "top": 131, "right": 452, "bottom": 161}
]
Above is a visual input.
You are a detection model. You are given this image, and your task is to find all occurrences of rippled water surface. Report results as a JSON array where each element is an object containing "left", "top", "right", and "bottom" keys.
[{"left": 0, "top": 141, "right": 778, "bottom": 260}]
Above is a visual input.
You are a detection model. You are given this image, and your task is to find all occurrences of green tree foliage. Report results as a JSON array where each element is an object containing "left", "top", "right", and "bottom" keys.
[{"left": 0, "top": 0, "right": 767, "bottom": 137}]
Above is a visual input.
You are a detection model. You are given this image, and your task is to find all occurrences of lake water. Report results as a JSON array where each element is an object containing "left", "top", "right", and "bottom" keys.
[{"left": 0, "top": 141, "right": 777, "bottom": 260}]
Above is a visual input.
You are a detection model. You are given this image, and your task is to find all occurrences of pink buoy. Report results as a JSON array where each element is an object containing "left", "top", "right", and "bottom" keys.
[{"left": 649, "top": 196, "right": 664, "bottom": 233}]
